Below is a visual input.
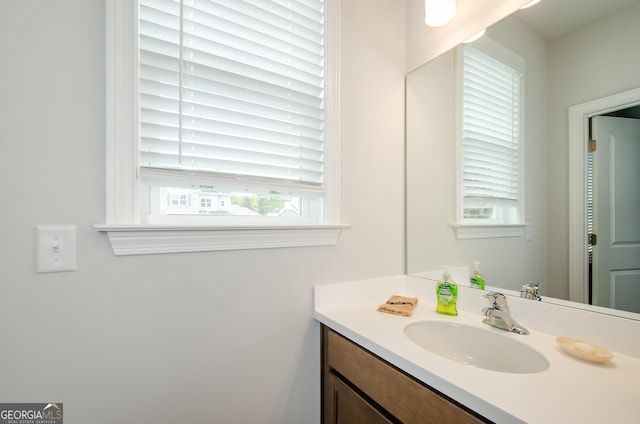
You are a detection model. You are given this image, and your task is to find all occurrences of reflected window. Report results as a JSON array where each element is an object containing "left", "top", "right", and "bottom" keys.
[{"left": 458, "top": 39, "right": 524, "bottom": 225}]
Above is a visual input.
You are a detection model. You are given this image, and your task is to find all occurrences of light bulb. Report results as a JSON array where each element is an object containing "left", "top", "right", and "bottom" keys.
[{"left": 425, "top": 0, "right": 456, "bottom": 27}]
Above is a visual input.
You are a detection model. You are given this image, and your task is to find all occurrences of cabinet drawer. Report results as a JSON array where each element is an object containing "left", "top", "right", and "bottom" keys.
[{"left": 323, "top": 326, "right": 487, "bottom": 424}]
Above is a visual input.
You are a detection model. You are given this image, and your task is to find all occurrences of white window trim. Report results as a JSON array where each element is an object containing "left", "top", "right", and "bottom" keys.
[
  {"left": 450, "top": 223, "right": 530, "bottom": 240},
  {"left": 452, "top": 38, "right": 528, "bottom": 240},
  {"left": 99, "top": 0, "right": 347, "bottom": 255},
  {"left": 94, "top": 224, "right": 346, "bottom": 255}
]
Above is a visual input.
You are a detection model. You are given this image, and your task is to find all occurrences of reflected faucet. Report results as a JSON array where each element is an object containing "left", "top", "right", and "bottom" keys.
[
  {"left": 482, "top": 292, "right": 529, "bottom": 335},
  {"left": 520, "top": 283, "right": 542, "bottom": 301}
]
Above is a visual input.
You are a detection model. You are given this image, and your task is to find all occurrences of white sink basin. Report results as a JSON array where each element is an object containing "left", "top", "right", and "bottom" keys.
[{"left": 404, "top": 321, "right": 549, "bottom": 374}]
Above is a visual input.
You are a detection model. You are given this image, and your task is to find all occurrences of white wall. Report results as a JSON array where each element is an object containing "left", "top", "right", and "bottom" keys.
[{"left": 0, "top": 1, "right": 406, "bottom": 423}]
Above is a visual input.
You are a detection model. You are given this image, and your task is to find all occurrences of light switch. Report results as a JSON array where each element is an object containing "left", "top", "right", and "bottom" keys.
[{"left": 36, "top": 225, "right": 77, "bottom": 273}]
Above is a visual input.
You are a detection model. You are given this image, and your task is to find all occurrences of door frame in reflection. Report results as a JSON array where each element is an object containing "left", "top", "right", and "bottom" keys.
[{"left": 568, "top": 87, "right": 640, "bottom": 307}]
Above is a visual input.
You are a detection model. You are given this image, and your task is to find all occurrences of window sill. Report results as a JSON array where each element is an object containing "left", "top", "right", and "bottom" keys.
[
  {"left": 451, "top": 223, "right": 531, "bottom": 240},
  {"left": 95, "top": 224, "right": 350, "bottom": 255}
]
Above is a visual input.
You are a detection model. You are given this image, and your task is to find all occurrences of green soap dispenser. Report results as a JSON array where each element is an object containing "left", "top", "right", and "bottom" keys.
[
  {"left": 436, "top": 267, "right": 458, "bottom": 316},
  {"left": 470, "top": 261, "right": 485, "bottom": 290}
]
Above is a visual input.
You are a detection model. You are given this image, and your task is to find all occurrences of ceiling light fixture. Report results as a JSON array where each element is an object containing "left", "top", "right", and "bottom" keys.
[
  {"left": 520, "top": 0, "right": 542, "bottom": 10},
  {"left": 463, "top": 29, "right": 486, "bottom": 44},
  {"left": 425, "top": 0, "right": 456, "bottom": 27}
]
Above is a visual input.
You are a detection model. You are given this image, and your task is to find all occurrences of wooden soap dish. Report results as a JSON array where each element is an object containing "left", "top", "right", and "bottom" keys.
[{"left": 556, "top": 336, "right": 614, "bottom": 364}]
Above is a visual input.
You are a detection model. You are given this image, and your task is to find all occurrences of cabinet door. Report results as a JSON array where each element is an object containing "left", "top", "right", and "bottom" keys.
[
  {"left": 325, "top": 371, "right": 394, "bottom": 424},
  {"left": 322, "top": 326, "right": 488, "bottom": 424}
]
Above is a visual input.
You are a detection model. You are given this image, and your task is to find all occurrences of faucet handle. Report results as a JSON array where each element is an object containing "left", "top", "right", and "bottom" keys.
[
  {"left": 484, "top": 291, "right": 505, "bottom": 301},
  {"left": 484, "top": 292, "right": 508, "bottom": 310}
]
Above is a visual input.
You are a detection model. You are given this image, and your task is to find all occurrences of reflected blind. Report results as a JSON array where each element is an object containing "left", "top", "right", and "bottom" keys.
[
  {"left": 138, "top": 0, "right": 326, "bottom": 191},
  {"left": 462, "top": 45, "right": 522, "bottom": 204}
]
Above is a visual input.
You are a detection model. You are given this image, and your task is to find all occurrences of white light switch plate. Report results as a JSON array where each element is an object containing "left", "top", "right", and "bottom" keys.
[{"left": 36, "top": 225, "right": 77, "bottom": 273}]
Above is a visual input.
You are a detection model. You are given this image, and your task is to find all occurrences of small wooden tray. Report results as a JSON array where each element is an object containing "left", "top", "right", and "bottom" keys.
[{"left": 556, "top": 336, "right": 613, "bottom": 364}]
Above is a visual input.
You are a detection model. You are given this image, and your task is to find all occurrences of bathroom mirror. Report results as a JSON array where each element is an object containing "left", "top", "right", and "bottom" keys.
[{"left": 406, "top": 0, "right": 640, "bottom": 318}]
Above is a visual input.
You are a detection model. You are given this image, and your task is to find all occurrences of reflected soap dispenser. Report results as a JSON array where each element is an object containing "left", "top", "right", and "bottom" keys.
[
  {"left": 470, "top": 261, "right": 485, "bottom": 290},
  {"left": 436, "top": 267, "right": 458, "bottom": 316}
]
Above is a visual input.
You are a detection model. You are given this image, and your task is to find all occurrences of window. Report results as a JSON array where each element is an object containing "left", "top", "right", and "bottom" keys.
[
  {"left": 170, "top": 194, "right": 188, "bottom": 207},
  {"left": 100, "top": 0, "right": 345, "bottom": 255},
  {"left": 139, "top": 0, "right": 328, "bottom": 224},
  {"left": 201, "top": 198, "right": 211, "bottom": 209},
  {"left": 456, "top": 39, "right": 524, "bottom": 232}
]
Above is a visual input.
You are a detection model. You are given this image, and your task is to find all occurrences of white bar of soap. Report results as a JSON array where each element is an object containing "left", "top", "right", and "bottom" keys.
[{"left": 572, "top": 341, "right": 597, "bottom": 353}]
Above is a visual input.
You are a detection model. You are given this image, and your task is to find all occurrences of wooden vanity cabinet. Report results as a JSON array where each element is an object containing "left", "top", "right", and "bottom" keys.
[{"left": 321, "top": 325, "right": 490, "bottom": 424}]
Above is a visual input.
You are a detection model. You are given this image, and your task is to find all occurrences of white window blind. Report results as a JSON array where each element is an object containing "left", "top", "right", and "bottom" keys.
[
  {"left": 138, "top": 0, "right": 326, "bottom": 194},
  {"left": 461, "top": 44, "right": 522, "bottom": 210}
]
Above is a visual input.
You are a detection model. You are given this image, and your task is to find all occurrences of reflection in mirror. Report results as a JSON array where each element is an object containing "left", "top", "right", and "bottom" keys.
[{"left": 406, "top": 0, "right": 640, "bottom": 318}]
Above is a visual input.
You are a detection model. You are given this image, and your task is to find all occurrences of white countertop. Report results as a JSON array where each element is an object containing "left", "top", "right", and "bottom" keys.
[{"left": 314, "top": 274, "right": 640, "bottom": 424}]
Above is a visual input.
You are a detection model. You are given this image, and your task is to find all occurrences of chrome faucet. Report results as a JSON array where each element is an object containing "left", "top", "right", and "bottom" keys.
[
  {"left": 520, "top": 283, "right": 542, "bottom": 301},
  {"left": 482, "top": 292, "right": 529, "bottom": 335}
]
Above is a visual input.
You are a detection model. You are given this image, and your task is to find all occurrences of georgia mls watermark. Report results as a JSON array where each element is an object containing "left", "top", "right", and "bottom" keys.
[{"left": 0, "top": 403, "right": 63, "bottom": 424}]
